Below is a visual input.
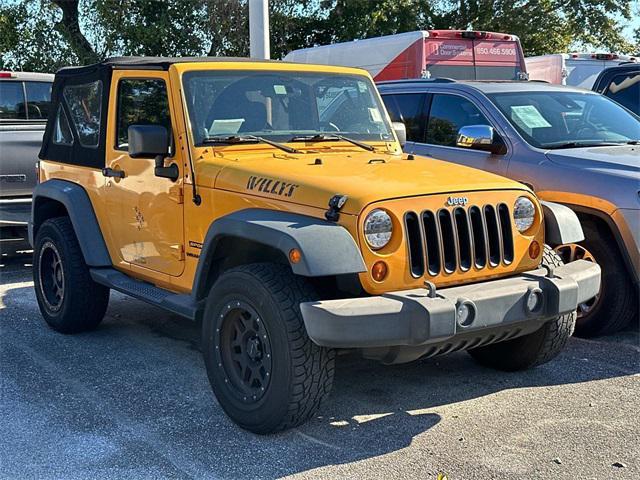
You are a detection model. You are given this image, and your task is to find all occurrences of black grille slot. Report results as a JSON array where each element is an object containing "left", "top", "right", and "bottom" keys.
[
  {"left": 405, "top": 212, "right": 424, "bottom": 277},
  {"left": 454, "top": 207, "right": 472, "bottom": 271},
  {"left": 484, "top": 205, "right": 501, "bottom": 266},
  {"left": 498, "top": 203, "right": 514, "bottom": 264},
  {"left": 469, "top": 206, "right": 487, "bottom": 268},
  {"left": 438, "top": 210, "right": 457, "bottom": 273},
  {"left": 422, "top": 211, "right": 441, "bottom": 275}
]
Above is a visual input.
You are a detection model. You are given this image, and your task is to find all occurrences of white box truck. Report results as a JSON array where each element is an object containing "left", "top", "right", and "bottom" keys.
[
  {"left": 525, "top": 53, "right": 637, "bottom": 88},
  {"left": 284, "top": 30, "right": 528, "bottom": 81}
]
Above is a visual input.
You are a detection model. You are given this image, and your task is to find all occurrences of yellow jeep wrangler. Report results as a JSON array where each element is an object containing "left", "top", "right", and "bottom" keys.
[{"left": 31, "top": 57, "right": 600, "bottom": 434}]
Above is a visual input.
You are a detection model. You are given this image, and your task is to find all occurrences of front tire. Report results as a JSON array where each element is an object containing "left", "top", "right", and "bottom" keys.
[
  {"left": 468, "top": 246, "right": 576, "bottom": 371},
  {"left": 33, "top": 217, "right": 110, "bottom": 333},
  {"left": 202, "top": 263, "right": 335, "bottom": 434}
]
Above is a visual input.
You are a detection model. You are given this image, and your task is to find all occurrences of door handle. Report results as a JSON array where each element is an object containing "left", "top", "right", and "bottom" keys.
[{"left": 102, "top": 167, "right": 125, "bottom": 179}]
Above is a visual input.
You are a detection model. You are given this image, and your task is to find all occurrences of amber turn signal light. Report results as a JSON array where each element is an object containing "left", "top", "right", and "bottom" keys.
[
  {"left": 371, "top": 261, "right": 388, "bottom": 281},
  {"left": 529, "top": 240, "right": 541, "bottom": 259},
  {"left": 289, "top": 248, "right": 302, "bottom": 264}
]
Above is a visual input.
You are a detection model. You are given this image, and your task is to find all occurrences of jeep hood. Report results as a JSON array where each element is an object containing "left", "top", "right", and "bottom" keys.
[
  {"left": 545, "top": 145, "right": 640, "bottom": 180},
  {"left": 211, "top": 152, "right": 527, "bottom": 214}
]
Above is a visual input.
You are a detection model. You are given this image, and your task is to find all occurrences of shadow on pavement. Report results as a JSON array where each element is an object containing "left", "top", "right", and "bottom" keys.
[{"left": 1, "top": 259, "right": 639, "bottom": 479}]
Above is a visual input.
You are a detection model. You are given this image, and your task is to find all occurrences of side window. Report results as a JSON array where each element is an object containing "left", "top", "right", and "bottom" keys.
[
  {"left": 605, "top": 73, "right": 640, "bottom": 113},
  {"left": 25, "top": 81, "right": 52, "bottom": 120},
  {"left": 386, "top": 94, "right": 426, "bottom": 142},
  {"left": 426, "top": 94, "right": 491, "bottom": 147},
  {"left": 0, "top": 82, "right": 26, "bottom": 119},
  {"left": 382, "top": 95, "right": 400, "bottom": 122},
  {"left": 116, "top": 78, "right": 171, "bottom": 150},
  {"left": 64, "top": 81, "right": 102, "bottom": 147},
  {"left": 53, "top": 105, "right": 73, "bottom": 146}
]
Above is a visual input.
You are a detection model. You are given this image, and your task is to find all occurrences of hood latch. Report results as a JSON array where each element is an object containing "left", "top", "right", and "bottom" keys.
[{"left": 325, "top": 194, "right": 348, "bottom": 222}]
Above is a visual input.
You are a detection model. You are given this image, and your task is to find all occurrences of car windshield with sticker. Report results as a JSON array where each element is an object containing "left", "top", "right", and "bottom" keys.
[
  {"left": 182, "top": 70, "right": 394, "bottom": 145},
  {"left": 488, "top": 91, "right": 640, "bottom": 149}
]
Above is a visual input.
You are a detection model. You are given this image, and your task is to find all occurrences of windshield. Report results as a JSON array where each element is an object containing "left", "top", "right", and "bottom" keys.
[
  {"left": 488, "top": 91, "right": 640, "bottom": 149},
  {"left": 182, "top": 70, "right": 393, "bottom": 146}
]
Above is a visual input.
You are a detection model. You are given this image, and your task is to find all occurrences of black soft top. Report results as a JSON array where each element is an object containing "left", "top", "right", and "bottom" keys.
[
  {"left": 56, "top": 56, "right": 280, "bottom": 75},
  {"left": 41, "top": 56, "right": 282, "bottom": 168}
]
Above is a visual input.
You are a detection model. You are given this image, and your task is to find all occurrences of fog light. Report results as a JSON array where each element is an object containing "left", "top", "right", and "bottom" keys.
[
  {"left": 371, "top": 261, "right": 388, "bottom": 281},
  {"left": 525, "top": 287, "right": 544, "bottom": 313},
  {"left": 456, "top": 299, "right": 476, "bottom": 327},
  {"left": 529, "top": 240, "right": 541, "bottom": 259}
]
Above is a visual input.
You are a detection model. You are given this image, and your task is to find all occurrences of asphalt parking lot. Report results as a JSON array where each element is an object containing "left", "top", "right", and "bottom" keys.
[{"left": 1, "top": 252, "right": 639, "bottom": 480}]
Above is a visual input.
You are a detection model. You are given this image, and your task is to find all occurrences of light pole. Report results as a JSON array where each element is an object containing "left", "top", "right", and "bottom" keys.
[{"left": 249, "top": 0, "right": 270, "bottom": 59}]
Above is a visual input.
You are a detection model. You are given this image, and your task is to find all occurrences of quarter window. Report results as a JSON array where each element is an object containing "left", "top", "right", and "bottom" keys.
[
  {"left": 382, "top": 94, "right": 427, "bottom": 142},
  {"left": 426, "top": 94, "right": 491, "bottom": 147},
  {"left": 116, "top": 78, "right": 171, "bottom": 150},
  {"left": 64, "top": 81, "right": 102, "bottom": 147},
  {"left": 53, "top": 105, "right": 73, "bottom": 145},
  {"left": 0, "top": 82, "right": 26, "bottom": 119}
]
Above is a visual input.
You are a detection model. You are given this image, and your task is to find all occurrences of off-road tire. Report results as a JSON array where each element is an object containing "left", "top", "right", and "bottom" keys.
[
  {"left": 467, "top": 246, "right": 576, "bottom": 371},
  {"left": 573, "top": 221, "right": 637, "bottom": 337},
  {"left": 33, "top": 217, "right": 110, "bottom": 333},
  {"left": 202, "top": 263, "right": 335, "bottom": 434}
]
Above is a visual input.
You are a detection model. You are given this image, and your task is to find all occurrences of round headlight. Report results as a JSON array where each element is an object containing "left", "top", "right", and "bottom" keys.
[
  {"left": 513, "top": 196, "right": 536, "bottom": 232},
  {"left": 364, "top": 209, "right": 393, "bottom": 250}
]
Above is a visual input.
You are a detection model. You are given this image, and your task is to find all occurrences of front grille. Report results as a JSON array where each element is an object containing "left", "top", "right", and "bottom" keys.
[{"left": 404, "top": 203, "right": 514, "bottom": 277}]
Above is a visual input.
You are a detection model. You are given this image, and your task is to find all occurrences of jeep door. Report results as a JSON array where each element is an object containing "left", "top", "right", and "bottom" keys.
[
  {"left": 382, "top": 91, "right": 509, "bottom": 176},
  {"left": 103, "top": 71, "right": 185, "bottom": 277}
]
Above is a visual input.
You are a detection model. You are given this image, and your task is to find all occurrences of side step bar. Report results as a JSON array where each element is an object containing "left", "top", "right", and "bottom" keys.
[{"left": 90, "top": 268, "right": 199, "bottom": 321}]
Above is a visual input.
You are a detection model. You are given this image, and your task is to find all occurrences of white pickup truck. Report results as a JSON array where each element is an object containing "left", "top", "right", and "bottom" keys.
[{"left": 0, "top": 71, "right": 53, "bottom": 254}]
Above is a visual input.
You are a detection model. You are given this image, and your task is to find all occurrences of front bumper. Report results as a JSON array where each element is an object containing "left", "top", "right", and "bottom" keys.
[{"left": 301, "top": 260, "right": 600, "bottom": 349}]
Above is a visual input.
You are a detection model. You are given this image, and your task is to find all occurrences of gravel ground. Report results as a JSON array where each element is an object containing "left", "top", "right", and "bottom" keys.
[{"left": 1, "top": 252, "right": 639, "bottom": 480}]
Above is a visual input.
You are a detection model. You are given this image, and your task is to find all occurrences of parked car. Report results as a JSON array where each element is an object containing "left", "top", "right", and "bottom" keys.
[
  {"left": 284, "top": 30, "right": 528, "bottom": 81},
  {"left": 592, "top": 63, "right": 640, "bottom": 115},
  {"left": 378, "top": 79, "right": 639, "bottom": 336},
  {"left": 0, "top": 71, "right": 54, "bottom": 255},
  {"left": 31, "top": 57, "right": 599, "bottom": 433},
  {"left": 525, "top": 53, "right": 637, "bottom": 89}
]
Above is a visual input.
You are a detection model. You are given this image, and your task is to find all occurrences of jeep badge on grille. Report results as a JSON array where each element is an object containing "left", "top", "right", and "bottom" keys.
[{"left": 446, "top": 196, "right": 468, "bottom": 206}]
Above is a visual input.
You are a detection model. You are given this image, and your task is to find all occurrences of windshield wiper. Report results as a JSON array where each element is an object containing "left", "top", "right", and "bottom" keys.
[
  {"left": 543, "top": 140, "right": 626, "bottom": 150},
  {"left": 202, "top": 134, "right": 301, "bottom": 154},
  {"left": 290, "top": 133, "right": 376, "bottom": 152}
]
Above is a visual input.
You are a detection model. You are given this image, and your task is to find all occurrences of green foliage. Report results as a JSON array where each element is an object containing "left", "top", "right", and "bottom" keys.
[
  {"left": 0, "top": 0, "right": 77, "bottom": 71},
  {"left": 0, "top": 0, "right": 637, "bottom": 73}
]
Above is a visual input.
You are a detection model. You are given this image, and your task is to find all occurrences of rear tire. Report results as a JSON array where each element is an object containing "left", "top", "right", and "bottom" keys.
[
  {"left": 468, "top": 246, "right": 576, "bottom": 371},
  {"left": 202, "top": 263, "right": 335, "bottom": 434},
  {"left": 33, "top": 217, "right": 110, "bottom": 333}
]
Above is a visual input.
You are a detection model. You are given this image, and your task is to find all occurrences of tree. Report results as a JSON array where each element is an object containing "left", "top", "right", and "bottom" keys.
[{"left": 1, "top": 0, "right": 638, "bottom": 73}]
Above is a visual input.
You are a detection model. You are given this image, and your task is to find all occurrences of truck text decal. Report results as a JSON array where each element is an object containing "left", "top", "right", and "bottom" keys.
[{"left": 246, "top": 176, "right": 299, "bottom": 197}]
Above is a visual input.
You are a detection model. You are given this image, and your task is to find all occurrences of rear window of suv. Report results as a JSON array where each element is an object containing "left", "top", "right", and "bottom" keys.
[{"left": 0, "top": 80, "right": 52, "bottom": 120}]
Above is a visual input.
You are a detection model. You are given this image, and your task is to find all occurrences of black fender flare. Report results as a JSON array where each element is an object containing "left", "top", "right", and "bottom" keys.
[
  {"left": 30, "top": 179, "right": 112, "bottom": 266},
  {"left": 192, "top": 208, "right": 366, "bottom": 300},
  {"left": 541, "top": 201, "right": 584, "bottom": 246}
]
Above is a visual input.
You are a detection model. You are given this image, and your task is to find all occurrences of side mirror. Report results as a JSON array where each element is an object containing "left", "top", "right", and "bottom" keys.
[
  {"left": 128, "top": 125, "right": 178, "bottom": 181},
  {"left": 456, "top": 125, "right": 506, "bottom": 155},
  {"left": 392, "top": 121, "right": 407, "bottom": 147}
]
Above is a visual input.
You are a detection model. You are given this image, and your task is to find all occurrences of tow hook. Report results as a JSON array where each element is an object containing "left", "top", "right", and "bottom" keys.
[
  {"left": 542, "top": 264, "right": 556, "bottom": 278},
  {"left": 424, "top": 280, "right": 437, "bottom": 298},
  {"left": 325, "top": 194, "right": 348, "bottom": 221}
]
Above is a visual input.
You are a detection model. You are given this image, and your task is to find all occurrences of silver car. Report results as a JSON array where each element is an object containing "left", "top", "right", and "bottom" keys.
[{"left": 379, "top": 79, "right": 639, "bottom": 336}]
